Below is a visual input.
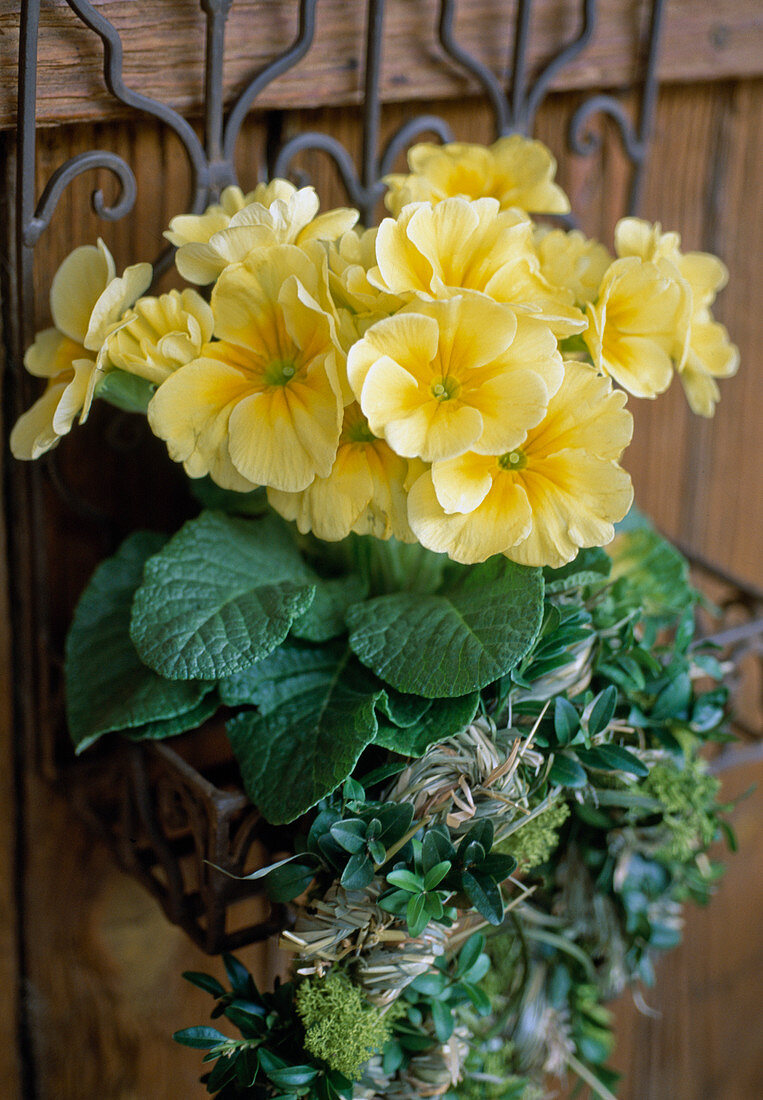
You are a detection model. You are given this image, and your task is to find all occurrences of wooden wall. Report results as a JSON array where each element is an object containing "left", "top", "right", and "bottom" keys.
[{"left": 0, "top": 2, "right": 761, "bottom": 1097}]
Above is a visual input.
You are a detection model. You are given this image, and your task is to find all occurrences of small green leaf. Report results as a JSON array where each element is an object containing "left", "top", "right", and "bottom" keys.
[
  {"left": 431, "top": 1000, "right": 454, "bottom": 1043},
  {"left": 340, "top": 852, "right": 375, "bottom": 890},
  {"left": 578, "top": 744, "right": 649, "bottom": 777},
  {"left": 173, "top": 1026, "right": 231, "bottom": 1049},
  {"left": 461, "top": 870, "right": 503, "bottom": 925},
  {"left": 181, "top": 972, "right": 226, "bottom": 999},
  {"left": 587, "top": 685, "right": 618, "bottom": 736},
  {"left": 554, "top": 697, "right": 579, "bottom": 746},
  {"left": 265, "top": 861, "right": 317, "bottom": 903},
  {"left": 548, "top": 753, "right": 588, "bottom": 788},
  {"left": 454, "top": 933, "right": 485, "bottom": 979},
  {"left": 423, "top": 861, "right": 451, "bottom": 891},
  {"left": 330, "top": 820, "right": 367, "bottom": 854},
  {"left": 406, "top": 892, "right": 429, "bottom": 936},
  {"left": 387, "top": 869, "right": 423, "bottom": 893},
  {"left": 652, "top": 672, "right": 692, "bottom": 719}
]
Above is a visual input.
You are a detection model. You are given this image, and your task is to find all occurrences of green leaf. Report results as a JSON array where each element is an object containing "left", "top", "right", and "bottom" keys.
[
  {"left": 131, "top": 512, "right": 317, "bottom": 679},
  {"left": 652, "top": 672, "right": 692, "bottom": 719},
  {"left": 330, "top": 820, "right": 367, "bottom": 854},
  {"left": 173, "top": 1026, "right": 231, "bottom": 1049},
  {"left": 223, "top": 954, "right": 253, "bottom": 996},
  {"left": 387, "top": 869, "right": 423, "bottom": 893},
  {"left": 461, "top": 870, "right": 504, "bottom": 925},
  {"left": 578, "top": 744, "right": 649, "bottom": 777},
  {"left": 587, "top": 685, "right": 619, "bottom": 736},
  {"left": 423, "top": 861, "right": 451, "bottom": 890},
  {"left": 340, "top": 852, "right": 375, "bottom": 890},
  {"left": 225, "top": 644, "right": 382, "bottom": 823},
  {"left": 377, "top": 689, "right": 433, "bottom": 729},
  {"left": 373, "top": 692, "right": 479, "bottom": 756},
  {"left": 422, "top": 827, "right": 455, "bottom": 873},
  {"left": 610, "top": 511, "right": 696, "bottom": 621},
  {"left": 406, "top": 891, "right": 429, "bottom": 936},
  {"left": 65, "top": 532, "right": 214, "bottom": 753},
  {"left": 181, "top": 971, "right": 227, "bottom": 999},
  {"left": 121, "top": 693, "right": 219, "bottom": 743},
  {"left": 431, "top": 1000, "right": 454, "bottom": 1043},
  {"left": 549, "top": 753, "right": 588, "bottom": 788},
  {"left": 291, "top": 573, "right": 368, "bottom": 642},
  {"left": 264, "top": 861, "right": 317, "bottom": 903},
  {"left": 454, "top": 933, "right": 485, "bottom": 979},
  {"left": 544, "top": 546, "right": 611, "bottom": 593},
  {"left": 347, "top": 557, "right": 544, "bottom": 698},
  {"left": 554, "top": 697, "right": 579, "bottom": 746}
]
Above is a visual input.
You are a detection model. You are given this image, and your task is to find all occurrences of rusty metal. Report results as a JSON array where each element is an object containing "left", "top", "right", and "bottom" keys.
[{"left": 8, "top": 0, "right": 760, "bottom": 954}]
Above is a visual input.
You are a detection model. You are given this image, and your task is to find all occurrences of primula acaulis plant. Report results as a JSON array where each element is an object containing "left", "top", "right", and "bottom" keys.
[{"left": 14, "top": 137, "right": 740, "bottom": 1098}]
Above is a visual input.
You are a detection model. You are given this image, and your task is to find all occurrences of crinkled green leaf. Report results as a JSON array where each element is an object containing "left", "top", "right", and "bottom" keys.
[
  {"left": 544, "top": 546, "right": 611, "bottom": 593},
  {"left": 347, "top": 556, "right": 544, "bottom": 698},
  {"left": 291, "top": 573, "right": 368, "bottom": 642},
  {"left": 226, "top": 644, "right": 382, "bottom": 824},
  {"left": 373, "top": 692, "right": 479, "bottom": 756},
  {"left": 65, "top": 532, "right": 214, "bottom": 753},
  {"left": 122, "top": 693, "right": 218, "bottom": 743},
  {"left": 611, "top": 510, "right": 696, "bottom": 621},
  {"left": 131, "top": 512, "right": 317, "bottom": 680}
]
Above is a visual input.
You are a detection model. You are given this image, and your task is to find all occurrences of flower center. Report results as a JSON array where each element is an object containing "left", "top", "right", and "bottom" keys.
[
  {"left": 430, "top": 375, "right": 460, "bottom": 402},
  {"left": 498, "top": 449, "right": 527, "bottom": 472},
  {"left": 264, "top": 357, "right": 298, "bottom": 387}
]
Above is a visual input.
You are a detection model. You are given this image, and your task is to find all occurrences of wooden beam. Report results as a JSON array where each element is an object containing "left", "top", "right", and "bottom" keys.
[{"left": 0, "top": 0, "right": 761, "bottom": 131}]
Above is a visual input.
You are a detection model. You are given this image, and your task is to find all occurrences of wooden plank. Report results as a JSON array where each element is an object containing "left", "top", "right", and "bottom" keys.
[
  {"left": 608, "top": 754, "right": 763, "bottom": 1099},
  {"left": 1, "top": 0, "right": 762, "bottom": 130}
]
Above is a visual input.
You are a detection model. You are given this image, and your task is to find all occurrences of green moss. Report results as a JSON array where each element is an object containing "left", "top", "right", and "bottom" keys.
[
  {"left": 295, "top": 970, "right": 393, "bottom": 1081},
  {"left": 644, "top": 758, "right": 721, "bottom": 862},
  {"left": 497, "top": 800, "right": 570, "bottom": 870}
]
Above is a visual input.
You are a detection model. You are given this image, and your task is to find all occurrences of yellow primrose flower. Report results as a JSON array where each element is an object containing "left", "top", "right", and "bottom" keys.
[
  {"left": 11, "top": 240, "right": 151, "bottom": 459},
  {"left": 163, "top": 179, "right": 298, "bottom": 248},
  {"left": 384, "top": 136, "right": 570, "bottom": 216},
  {"left": 584, "top": 256, "right": 689, "bottom": 398},
  {"left": 614, "top": 217, "right": 739, "bottom": 415},
  {"left": 407, "top": 361, "right": 633, "bottom": 568},
  {"left": 347, "top": 298, "right": 563, "bottom": 463},
  {"left": 267, "top": 404, "right": 414, "bottom": 543},
  {"left": 106, "top": 288, "right": 214, "bottom": 384},
  {"left": 148, "top": 244, "right": 345, "bottom": 493},
  {"left": 534, "top": 227, "right": 612, "bottom": 307},
  {"left": 324, "top": 227, "right": 407, "bottom": 347},
  {"left": 173, "top": 186, "right": 358, "bottom": 285},
  {"left": 370, "top": 197, "right": 585, "bottom": 336}
]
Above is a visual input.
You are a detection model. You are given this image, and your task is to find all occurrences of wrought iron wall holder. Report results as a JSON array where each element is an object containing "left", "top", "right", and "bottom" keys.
[{"left": 9, "top": 0, "right": 761, "bottom": 954}]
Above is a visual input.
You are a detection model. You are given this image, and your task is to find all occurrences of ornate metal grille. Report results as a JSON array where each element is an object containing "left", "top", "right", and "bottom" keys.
[{"left": 7, "top": 0, "right": 761, "bottom": 953}]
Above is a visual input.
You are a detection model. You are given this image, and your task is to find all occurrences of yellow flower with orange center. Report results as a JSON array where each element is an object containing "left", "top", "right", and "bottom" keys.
[
  {"left": 268, "top": 404, "right": 414, "bottom": 543},
  {"left": 384, "top": 136, "right": 570, "bottom": 216},
  {"left": 10, "top": 239, "right": 151, "bottom": 459},
  {"left": 347, "top": 297, "right": 563, "bottom": 464},
  {"left": 370, "top": 197, "right": 585, "bottom": 336},
  {"left": 147, "top": 244, "right": 345, "bottom": 493},
  {"left": 407, "top": 361, "right": 633, "bottom": 567},
  {"left": 614, "top": 217, "right": 739, "bottom": 415}
]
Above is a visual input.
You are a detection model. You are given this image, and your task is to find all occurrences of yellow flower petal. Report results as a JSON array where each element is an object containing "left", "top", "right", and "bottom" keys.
[
  {"left": 9, "top": 380, "right": 70, "bottom": 459},
  {"left": 408, "top": 466, "right": 532, "bottom": 564},
  {"left": 506, "top": 451, "right": 633, "bottom": 568},
  {"left": 50, "top": 239, "right": 115, "bottom": 343},
  {"left": 24, "top": 329, "right": 85, "bottom": 379}
]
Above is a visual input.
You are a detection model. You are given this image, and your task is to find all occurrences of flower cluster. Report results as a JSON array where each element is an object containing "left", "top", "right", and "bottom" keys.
[{"left": 12, "top": 139, "right": 737, "bottom": 566}]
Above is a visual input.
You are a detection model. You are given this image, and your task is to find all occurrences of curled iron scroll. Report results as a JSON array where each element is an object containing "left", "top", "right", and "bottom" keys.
[{"left": 24, "top": 152, "right": 137, "bottom": 248}]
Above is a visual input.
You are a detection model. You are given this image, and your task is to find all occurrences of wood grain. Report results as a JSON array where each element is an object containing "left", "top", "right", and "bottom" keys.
[{"left": 1, "top": 0, "right": 762, "bottom": 130}]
